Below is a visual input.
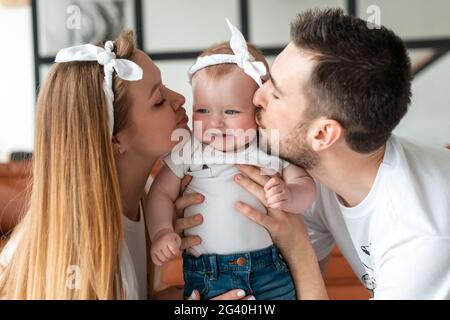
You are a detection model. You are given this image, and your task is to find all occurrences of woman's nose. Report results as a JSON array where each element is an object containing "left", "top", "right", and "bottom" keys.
[{"left": 168, "top": 88, "right": 186, "bottom": 111}]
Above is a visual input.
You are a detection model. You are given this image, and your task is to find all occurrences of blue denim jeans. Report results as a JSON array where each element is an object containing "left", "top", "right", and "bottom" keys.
[{"left": 183, "top": 245, "right": 296, "bottom": 300}]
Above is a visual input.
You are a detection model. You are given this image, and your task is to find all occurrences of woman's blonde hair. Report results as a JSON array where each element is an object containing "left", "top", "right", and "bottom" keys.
[{"left": 0, "top": 30, "right": 137, "bottom": 299}]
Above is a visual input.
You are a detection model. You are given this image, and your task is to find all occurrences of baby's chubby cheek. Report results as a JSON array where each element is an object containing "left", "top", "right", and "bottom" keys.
[{"left": 192, "top": 118, "right": 207, "bottom": 143}]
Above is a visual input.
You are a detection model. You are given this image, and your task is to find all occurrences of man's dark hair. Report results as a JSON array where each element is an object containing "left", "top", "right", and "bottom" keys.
[{"left": 291, "top": 8, "right": 412, "bottom": 153}]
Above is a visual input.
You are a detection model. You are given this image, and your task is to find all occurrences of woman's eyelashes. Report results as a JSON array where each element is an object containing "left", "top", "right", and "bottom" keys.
[
  {"left": 153, "top": 89, "right": 166, "bottom": 107},
  {"left": 152, "top": 85, "right": 169, "bottom": 107},
  {"left": 155, "top": 98, "right": 166, "bottom": 107}
]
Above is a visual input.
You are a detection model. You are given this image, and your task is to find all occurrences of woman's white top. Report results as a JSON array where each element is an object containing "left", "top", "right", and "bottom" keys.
[
  {"left": 0, "top": 204, "right": 147, "bottom": 300},
  {"left": 122, "top": 202, "right": 147, "bottom": 299},
  {"left": 163, "top": 136, "right": 288, "bottom": 256}
]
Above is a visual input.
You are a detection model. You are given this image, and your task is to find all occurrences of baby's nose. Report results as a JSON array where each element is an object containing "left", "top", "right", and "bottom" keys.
[{"left": 211, "top": 115, "right": 225, "bottom": 128}]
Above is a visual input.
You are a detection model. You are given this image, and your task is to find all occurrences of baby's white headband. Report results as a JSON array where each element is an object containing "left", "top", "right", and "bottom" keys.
[
  {"left": 55, "top": 41, "right": 143, "bottom": 136},
  {"left": 188, "top": 18, "right": 267, "bottom": 87}
]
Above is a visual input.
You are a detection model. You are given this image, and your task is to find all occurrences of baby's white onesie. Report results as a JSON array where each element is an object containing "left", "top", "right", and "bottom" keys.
[{"left": 163, "top": 136, "right": 288, "bottom": 256}]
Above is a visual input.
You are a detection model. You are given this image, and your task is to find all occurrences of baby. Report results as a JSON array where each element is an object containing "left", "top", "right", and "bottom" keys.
[{"left": 146, "top": 20, "right": 316, "bottom": 300}]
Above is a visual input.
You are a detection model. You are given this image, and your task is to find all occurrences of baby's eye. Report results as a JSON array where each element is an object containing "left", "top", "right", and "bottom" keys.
[
  {"left": 195, "top": 108, "right": 209, "bottom": 114},
  {"left": 224, "top": 110, "right": 240, "bottom": 115}
]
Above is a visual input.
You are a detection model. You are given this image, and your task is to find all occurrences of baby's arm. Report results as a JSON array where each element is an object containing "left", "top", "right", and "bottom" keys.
[
  {"left": 264, "top": 164, "right": 316, "bottom": 214},
  {"left": 145, "top": 164, "right": 183, "bottom": 266}
]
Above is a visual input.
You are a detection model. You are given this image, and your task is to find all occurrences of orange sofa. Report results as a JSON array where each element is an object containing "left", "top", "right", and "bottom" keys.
[
  {"left": 0, "top": 160, "right": 31, "bottom": 236},
  {"left": 0, "top": 160, "right": 370, "bottom": 299}
]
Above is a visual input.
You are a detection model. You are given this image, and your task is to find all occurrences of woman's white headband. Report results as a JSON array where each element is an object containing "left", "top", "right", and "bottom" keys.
[
  {"left": 55, "top": 41, "right": 143, "bottom": 136},
  {"left": 188, "top": 18, "right": 267, "bottom": 87}
]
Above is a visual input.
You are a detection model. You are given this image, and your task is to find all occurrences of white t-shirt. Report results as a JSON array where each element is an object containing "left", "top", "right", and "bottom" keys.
[
  {"left": 122, "top": 202, "right": 147, "bottom": 300},
  {"left": 164, "top": 136, "right": 288, "bottom": 255},
  {"left": 303, "top": 135, "right": 450, "bottom": 299},
  {"left": 0, "top": 205, "right": 147, "bottom": 300}
]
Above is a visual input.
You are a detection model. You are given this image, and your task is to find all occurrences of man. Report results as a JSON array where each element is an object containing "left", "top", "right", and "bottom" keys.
[{"left": 235, "top": 8, "right": 450, "bottom": 299}]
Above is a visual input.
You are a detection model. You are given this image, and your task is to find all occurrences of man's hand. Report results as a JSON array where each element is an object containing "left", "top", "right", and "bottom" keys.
[
  {"left": 233, "top": 164, "right": 328, "bottom": 299},
  {"left": 234, "top": 165, "right": 308, "bottom": 254}
]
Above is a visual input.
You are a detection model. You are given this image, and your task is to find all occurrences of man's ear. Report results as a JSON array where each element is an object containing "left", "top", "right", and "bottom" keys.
[{"left": 310, "top": 118, "right": 344, "bottom": 152}]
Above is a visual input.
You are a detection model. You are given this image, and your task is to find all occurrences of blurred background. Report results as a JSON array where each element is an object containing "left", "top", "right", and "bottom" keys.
[
  {"left": 0, "top": 0, "right": 449, "bottom": 299},
  {"left": 0, "top": 0, "right": 449, "bottom": 162}
]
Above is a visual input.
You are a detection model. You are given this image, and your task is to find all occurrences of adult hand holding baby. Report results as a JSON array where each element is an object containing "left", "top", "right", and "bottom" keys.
[
  {"left": 162, "top": 175, "right": 255, "bottom": 300},
  {"left": 233, "top": 164, "right": 328, "bottom": 300},
  {"left": 233, "top": 165, "right": 307, "bottom": 253},
  {"left": 150, "top": 175, "right": 203, "bottom": 266},
  {"left": 174, "top": 175, "right": 204, "bottom": 251}
]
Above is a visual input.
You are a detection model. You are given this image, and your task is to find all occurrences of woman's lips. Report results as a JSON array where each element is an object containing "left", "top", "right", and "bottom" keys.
[{"left": 176, "top": 114, "right": 189, "bottom": 128}]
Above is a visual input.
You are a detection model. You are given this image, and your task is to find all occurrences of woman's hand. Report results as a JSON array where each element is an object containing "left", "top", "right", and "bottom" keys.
[
  {"left": 188, "top": 289, "right": 255, "bottom": 300},
  {"left": 153, "top": 287, "right": 255, "bottom": 300},
  {"left": 173, "top": 175, "right": 204, "bottom": 250},
  {"left": 167, "top": 176, "right": 254, "bottom": 301},
  {"left": 233, "top": 164, "right": 328, "bottom": 300}
]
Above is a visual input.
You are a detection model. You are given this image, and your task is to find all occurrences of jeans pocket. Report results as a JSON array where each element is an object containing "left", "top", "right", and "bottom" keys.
[
  {"left": 274, "top": 251, "right": 290, "bottom": 273},
  {"left": 251, "top": 262, "right": 296, "bottom": 300},
  {"left": 183, "top": 271, "right": 209, "bottom": 299}
]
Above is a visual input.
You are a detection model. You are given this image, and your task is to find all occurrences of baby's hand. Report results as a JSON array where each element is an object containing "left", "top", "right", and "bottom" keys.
[
  {"left": 151, "top": 230, "right": 182, "bottom": 266},
  {"left": 264, "top": 176, "right": 293, "bottom": 211}
]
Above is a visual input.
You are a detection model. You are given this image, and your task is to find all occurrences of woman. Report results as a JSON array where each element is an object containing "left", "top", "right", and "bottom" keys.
[{"left": 0, "top": 30, "right": 326, "bottom": 300}]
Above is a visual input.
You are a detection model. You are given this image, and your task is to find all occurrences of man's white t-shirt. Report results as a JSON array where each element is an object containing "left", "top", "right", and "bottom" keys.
[
  {"left": 303, "top": 135, "right": 450, "bottom": 299},
  {"left": 164, "top": 136, "right": 288, "bottom": 256}
]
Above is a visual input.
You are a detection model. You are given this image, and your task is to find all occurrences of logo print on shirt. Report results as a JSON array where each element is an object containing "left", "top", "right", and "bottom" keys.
[
  {"left": 361, "top": 245, "right": 370, "bottom": 256},
  {"left": 360, "top": 244, "right": 377, "bottom": 292},
  {"left": 361, "top": 273, "right": 377, "bottom": 291}
]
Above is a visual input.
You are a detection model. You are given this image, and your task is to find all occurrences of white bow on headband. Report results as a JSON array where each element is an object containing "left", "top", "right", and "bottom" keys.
[
  {"left": 55, "top": 41, "right": 143, "bottom": 136},
  {"left": 188, "top": 18, "right": 267, "bottom": 86}
]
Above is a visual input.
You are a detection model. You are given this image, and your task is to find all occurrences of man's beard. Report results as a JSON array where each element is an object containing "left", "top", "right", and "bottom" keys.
[
  {"left": 282, "top": 126, "right": 319, "bottom": 170},
  {"left": 258, "top": 115, "right": 319, "bottom": 171}
]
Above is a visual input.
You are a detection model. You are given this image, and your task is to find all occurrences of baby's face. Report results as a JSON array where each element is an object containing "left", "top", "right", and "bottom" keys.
[{"left": 191, "top": 67, "right": 258, "bottom": 152}]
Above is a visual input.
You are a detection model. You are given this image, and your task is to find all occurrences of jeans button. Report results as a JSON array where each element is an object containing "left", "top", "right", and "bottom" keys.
[{"left": 236, "top": 257, "right": 246, "bottom": 266}]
